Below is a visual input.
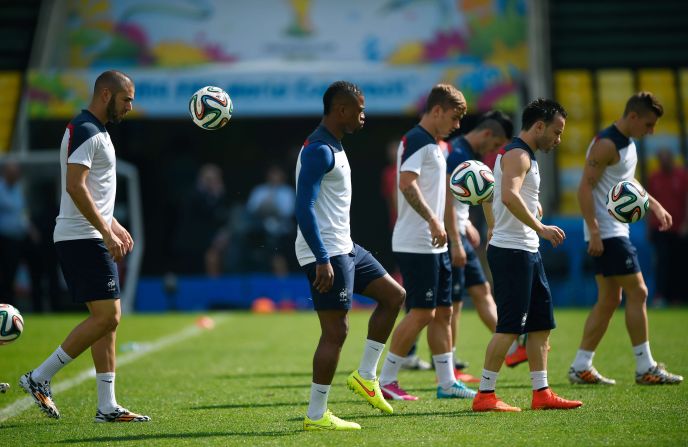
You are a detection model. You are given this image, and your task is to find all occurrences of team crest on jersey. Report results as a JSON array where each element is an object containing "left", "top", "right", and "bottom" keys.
[
  {"left": 106, "top": 278, "right": 116, "bottom": 292},
  {"left": 625, "top": 257, "right": 633, "bottom": 269},
  {"left": 520, "top": 313, "right": 528, "bottom": 328},
  {"left": 425, "top": 289, "right": 434, "bottom": 301}
]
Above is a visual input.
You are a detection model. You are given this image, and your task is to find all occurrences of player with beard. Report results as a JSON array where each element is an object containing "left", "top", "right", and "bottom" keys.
[{"left": 20, "top": 70, "right": 150, "bottom": 422}]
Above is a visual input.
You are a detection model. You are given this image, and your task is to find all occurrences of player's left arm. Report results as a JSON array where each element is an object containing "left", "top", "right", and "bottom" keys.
[
  {"left": 111, "top": 218, "right": 134, "bottom": 254},
  {"left": 481, "top": 194, "right": 494, "bottom": 243},
  {"left": 501, "top": 149, "right": 565, "bottom": 247},
  {"left": 444, "top": 176, "right": 466, "bottom": 267},
  {"left": 642, "top": 184, "right": 672, "bottom": 231}
]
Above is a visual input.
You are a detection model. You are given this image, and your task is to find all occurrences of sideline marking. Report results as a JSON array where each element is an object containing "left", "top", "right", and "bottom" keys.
[{"left": 0, "top": 317, "right": 224, "bottom": 422}]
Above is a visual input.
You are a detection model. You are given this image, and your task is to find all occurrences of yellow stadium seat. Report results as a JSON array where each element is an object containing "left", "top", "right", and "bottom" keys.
[
  {"left": 555, "top": 70, "right": 594, "bottom": 121},
  {"left": 638, "top": 69, "right": 678, "bottom": 120},
  {"left": 597, "top": 70, "right": 634, "bottom": 127}
]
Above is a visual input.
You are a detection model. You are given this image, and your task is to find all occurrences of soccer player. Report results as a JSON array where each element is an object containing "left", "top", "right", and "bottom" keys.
[
  {"left": 568, "top": 92, "right": 683, "bottom": 385},
  {"left": 445, "top": 111, "right": 514, "bottom": 380},
  {"left": 296, "top": 81, "right": 405, "bottom": 431},
  {"left": 19, "top": 71, "right": 150, "bottom": 422},
  {"left": 472, "top": 99, "right": 583, "bottom": 412},
  {"left": 379, "top": 84, "right": 476, "bottom": 401}
]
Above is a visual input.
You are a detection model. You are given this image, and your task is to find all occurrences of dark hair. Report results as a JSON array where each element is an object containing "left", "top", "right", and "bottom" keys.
[
  {"left": 623, "top": 91, "right": 663, "bottom": 118},
  {"left": 323, "top": 81, "right": 362, "bottom": 115},
  {"left": 474, "top": 110, "right": 514, "bottom": 139},
  {"left": 521, "top": 98, "right": 567, "bottom": 131},
  {"left": 425, "top": 84, "right": 466, "bottom": 114},
  {"left": 94, "top": 70, "right": 133, "bottom": 95}
]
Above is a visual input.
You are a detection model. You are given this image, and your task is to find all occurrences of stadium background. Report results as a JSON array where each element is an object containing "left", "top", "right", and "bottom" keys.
[{"left": 1, "top": 0, "right": 687, "bottom": 313}]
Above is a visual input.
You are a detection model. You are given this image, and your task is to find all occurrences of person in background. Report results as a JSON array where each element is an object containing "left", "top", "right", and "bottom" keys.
[
  {"left": 0, "top": 159, "right": 42, "bottom": 310},
  {"left": 647, "top": 148, "right": 688, "bottom": 305}
]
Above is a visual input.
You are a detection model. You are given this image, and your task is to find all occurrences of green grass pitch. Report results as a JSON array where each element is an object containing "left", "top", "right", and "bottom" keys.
[{"left": 1, "top": 308, "right": 686, "bottom": 446}]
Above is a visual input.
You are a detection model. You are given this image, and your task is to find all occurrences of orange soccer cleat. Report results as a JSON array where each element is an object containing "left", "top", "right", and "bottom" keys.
[
  {"left": 531, "top": 388, "right": 582, "bottom": 410},
  {"left": 472, "top": 391, "right": 521, "bottom": 412}
]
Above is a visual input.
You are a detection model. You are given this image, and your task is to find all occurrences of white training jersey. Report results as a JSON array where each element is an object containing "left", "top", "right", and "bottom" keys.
[
  {"left": 489, "top": 138, "right": 540, "bottom": 252},
  {"left": 392, "top": 125, "right": 448, "bottom": 254},
  {"left": 54, "top": 110, "right": 116, "bottom": 242},
  {"left": 294, "top": 126, "right": 354, "bottom": 266},
  {"left": 583, "top": 124, "right": 637, "bottom": 241}
]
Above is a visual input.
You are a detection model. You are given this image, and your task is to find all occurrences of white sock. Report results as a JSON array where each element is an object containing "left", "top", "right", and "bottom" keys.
[
  {"left": 96, "top": 372, "right": 118, "bottom": 412},
  {"left": 306, "top": 383, "right": 330, "bottom": 420},
  {"left": 507, "top": 340, "right": 519, "bottom": 356},
  {"left": 433, "top": 352, "right": 455, "bottom": 389},
  {"left": 530, "top": 370, "right": 548, "bottom": 390},
  {"left": 479, "top": 369, "right": 498, "bottom": 392},
  {"left": 572, "top": 349, "right": 594, "bottom": 371},
  {"left": 358, "top": 339, "right": 385, "bottom": 380},
  {"left": 33, "top": 346, "right": 73, "bottom": 383},
  {"left": 633, "top": 341, "right": 656, "bottom": 374},
  {"left": 379, "top": 352, "right": 405, "bottom": 385}
]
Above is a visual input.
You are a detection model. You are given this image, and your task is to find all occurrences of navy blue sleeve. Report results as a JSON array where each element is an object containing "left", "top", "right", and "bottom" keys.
[
  {"left": 446, "top": 148, "right": 470, "bottom": 174},
  {"left": 295, "top": 144, "right": 335, "bottom": 264}
]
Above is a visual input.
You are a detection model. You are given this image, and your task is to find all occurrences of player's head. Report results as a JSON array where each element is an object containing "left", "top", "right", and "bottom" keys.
[
  {"left": 423, "top": 84, "right": 467, "bottom": 139},
  {"left": 93, "top": 70, "right": 135, "bottom": 124},
  {"left": 622, "top": 92, "right": 663, "bottom": 138},
  {"left": 470, "top": 110, "right": 514, "bottom": 154},
  {"left": 323, "top": 81, "right": 365, "bottom": 134},
  {"left": 521, "top": 98, "right": 567, "bottom": 153}
]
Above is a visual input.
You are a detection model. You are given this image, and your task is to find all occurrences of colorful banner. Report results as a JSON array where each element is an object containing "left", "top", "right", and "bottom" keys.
[{"left": 29, "top": 0, "right": 528, "bottom": 117}]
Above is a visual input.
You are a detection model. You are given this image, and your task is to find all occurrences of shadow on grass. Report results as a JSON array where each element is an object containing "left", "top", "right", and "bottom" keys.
[
  {"left": 219, "top": 370, "right": 348, "bottom": 380},
  {"left": 190, "top": 399, "right": 359, "bottom": 410},
  {"left": 257, "top": 384, "right": 309, "bottom": 390},
  {"left": 55, "top": 430, "right": 301, "bottom": 443},
  {"left": 285, "top": 408, "right": 481, "bottom": 422}
]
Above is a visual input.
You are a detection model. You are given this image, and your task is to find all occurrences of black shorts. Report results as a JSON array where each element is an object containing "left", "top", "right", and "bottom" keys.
[
  {"left": 451, "top": 235, "right": 487, "bottom": 302},
  {"left": 487, "top": 245, "right": 555, "bottom": 334},
  {"left": 55, "top": 239, "right": 120, "bottom": 303},
  {"left": 592, "top": 236, "right": 641, "bottom": 277},
  {"left": 302, "top": 243, "right": 387, "bottom": 311},
  {"left": 395, "top": 251, "right": 452, "bottom": 309}
]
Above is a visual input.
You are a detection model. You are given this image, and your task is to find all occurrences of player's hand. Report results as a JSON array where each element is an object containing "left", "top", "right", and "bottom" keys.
[
  {"left": 450, "top": 242, "right": 467, "bottom": 268},
  {"left": 103, "top": 231, "right": 126, "bottom": 262},
  {"left": 537, "top": 225, "right": 565, "bottom": 248},
  {"left": 587, "top": 232, "right": 604, "bottom": 257},
  {"left": 466, "top": 223, "right": 480, "bottom": 248},
  {"left": 111, "top": 220, "right": 134, "bottom": 254},
  {"left": 652, "top": 205, "right": 673, "bottom": 232},
  {"left": 314, "top": 262, "right": 334, "bottom": 293},
  {"left": 429, "top": 217, "right": 447, "bottom": 248}
]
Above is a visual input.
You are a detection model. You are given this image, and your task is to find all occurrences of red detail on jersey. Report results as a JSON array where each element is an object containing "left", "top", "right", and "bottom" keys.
[
  {"left": 66, "top": 123, "right": 75, "bottom": 157},
  {"left": 497, "top": 147, "right": 506, "bottom": 155},
  {"left": 400, "top": 135, "right": 408, "bottom": 160},
  {"left": 303, "top": 138, "right": 309, "bottom": 147}
]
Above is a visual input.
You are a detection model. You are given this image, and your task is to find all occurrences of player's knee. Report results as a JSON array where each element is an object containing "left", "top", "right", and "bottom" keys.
[
  {"left": 393, "top": 287, "right": 406, "bottom": 309},
  {"left": 323, "top": 320, "right": 348, "bottom": 345},
  {"left": 628, "top": 284, "right": 649, "bottom": 304}
]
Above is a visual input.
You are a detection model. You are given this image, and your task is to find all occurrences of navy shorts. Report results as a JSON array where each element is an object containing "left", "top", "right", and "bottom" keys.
[
  {"left": 487, "top": 245, "right": 555, "bottom": 334},
  {"left": 302, "top": 243, "right": 387, "bottom": 311},
  {"left": 592, "top": 236, "right": 641, "bottom": 277},
  {"left": 55, "top": 239, "right": 120, "bottom": 303},
  {"left": 451, "top": 236, "right": 487, "bottom": 302},
  {"left": 395, "top": 251, "right": 452, "bottom": 309}
]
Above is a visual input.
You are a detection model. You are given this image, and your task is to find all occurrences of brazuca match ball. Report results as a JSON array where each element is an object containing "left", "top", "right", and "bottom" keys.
[
  {"left": 449, "top": 160, "right": 495, "bottom": 205},
  {"left": 0, "top": 303, "right": 24, "bottom": 345},
  {"left": 606, "top": 180, "right": 649, "bottom": 223},
  {"left": 189, "top": 86, "right": 233, "bottom": 130}
]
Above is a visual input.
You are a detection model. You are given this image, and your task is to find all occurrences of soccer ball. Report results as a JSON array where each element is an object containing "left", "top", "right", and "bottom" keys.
[
  {"left": 0, "top": 304, "right": 23, "bottom": 345},
  {"left": 606, "top": 180, "right": 649, "bottom": 223},
  {"left": 449, "top": 160, "right": 495, "bottom": 205},
  {"left": 189, "top": 86, "right": 233, "bottom": 130}
]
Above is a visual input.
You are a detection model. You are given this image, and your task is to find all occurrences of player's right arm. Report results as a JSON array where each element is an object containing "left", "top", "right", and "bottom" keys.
[
  {"left": 295, "top": 144, "right": 334, "bottom": 293},
  {"left": 578, "top": 138, "right": 615, "bottom": 256},
  {"left": 65, "top": 163, "right": 125, "bottom": 261},
  {"left": 444, "top": 175, "right": 466, "bottom": 267},
  {"left": 482, "top": 194, "right": 494, "bottom": 243},
  {"left": 399, "top": 171, "right": 447, "bottom": 248},
  {"left": 501, "top": 149, "right": 565, "bottom": 247}
]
